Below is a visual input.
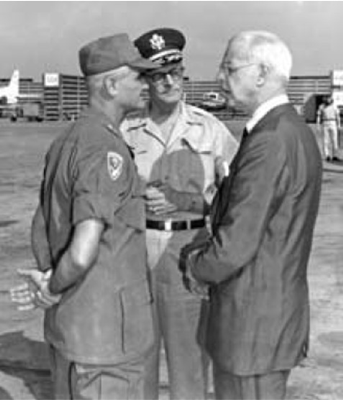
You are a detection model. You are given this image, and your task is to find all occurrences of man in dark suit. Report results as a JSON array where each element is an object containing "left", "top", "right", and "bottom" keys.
[{"left": 180, "top": 31, "right": 323, "bottom": 400}]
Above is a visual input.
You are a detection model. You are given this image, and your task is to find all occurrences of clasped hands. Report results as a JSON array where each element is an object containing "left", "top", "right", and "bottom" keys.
[
  {"left": 10, "top": 269, "right": 61, "bottom": 311},
  {"left": 179, "top": 229, "right": 210, "bottom": 300}
]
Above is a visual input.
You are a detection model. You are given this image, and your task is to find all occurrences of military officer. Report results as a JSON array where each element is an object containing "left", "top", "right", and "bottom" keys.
[
  {"left": 122, "top": 28, "right": 239, "bottom": 400},
  {"left": 10, "top": 33, "right": 158, "bottom": 400}
]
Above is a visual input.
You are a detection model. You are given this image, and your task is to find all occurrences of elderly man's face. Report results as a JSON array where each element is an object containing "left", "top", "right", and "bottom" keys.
[
  {"left": 217, "top": 44, "right": 260, "bottom": 113},
  {"left": 145, "top": 63, "right": 185, "bottom": 106}
]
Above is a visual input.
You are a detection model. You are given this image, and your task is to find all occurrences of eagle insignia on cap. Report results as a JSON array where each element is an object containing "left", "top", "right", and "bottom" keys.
[
  {"left": 107, "top": 152, "right": 123, "bottom": 181},
  {"left": 150, "top": 34, "right": 165, "bottom": 51}
]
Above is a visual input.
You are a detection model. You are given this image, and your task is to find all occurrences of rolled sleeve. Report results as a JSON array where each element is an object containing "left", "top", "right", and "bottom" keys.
[{"left": 73, "top": 192, "right": 118, "bottom": 226}]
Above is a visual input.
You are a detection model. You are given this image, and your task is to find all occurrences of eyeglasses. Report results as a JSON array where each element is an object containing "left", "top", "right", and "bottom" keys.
[
  {"left": 145, "top": 66, "right": 185, "bottom": 85},
  {"left": 222, "top": 63, "right": 257, "bottom": 76}
]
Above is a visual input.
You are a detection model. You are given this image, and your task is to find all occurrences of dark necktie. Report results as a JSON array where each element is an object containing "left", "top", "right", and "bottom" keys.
[{"left": 241, "top": 127, "right": 249, "bottom": 142}]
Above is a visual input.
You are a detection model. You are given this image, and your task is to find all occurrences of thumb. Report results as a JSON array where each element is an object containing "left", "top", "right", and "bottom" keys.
[
  {"left": 17, "top": 269, "right": 35, "bottom": 277},
  {"left": 16, "top": 269, "right": 42, "bottom": 287}
]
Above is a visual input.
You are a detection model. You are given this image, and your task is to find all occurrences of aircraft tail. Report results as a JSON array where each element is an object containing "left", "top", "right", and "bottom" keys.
[
  {"left": 0, "top": 69, "right": 20, "bottom": 105},
  {"left": 8, "top": 70, "right": 19, "bottom": 98}
]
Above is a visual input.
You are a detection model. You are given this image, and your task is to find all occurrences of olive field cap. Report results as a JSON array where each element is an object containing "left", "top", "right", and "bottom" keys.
[
  {"left": 79, "top": 33, "right": 158, "bottom": 76},
  {"left": 134, "top": 28, "right": 186, "bottom": 66}
]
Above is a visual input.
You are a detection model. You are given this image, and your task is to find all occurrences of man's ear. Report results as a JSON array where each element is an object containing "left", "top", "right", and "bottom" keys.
[
  {"left": 256, "top": 63, "right": 268, "bottom": 87},
  {"left": 103, "top": 75, "right": 117, "bottom": 97}
]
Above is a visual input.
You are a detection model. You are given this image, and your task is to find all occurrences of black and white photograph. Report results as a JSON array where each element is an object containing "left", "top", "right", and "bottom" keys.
[{"left": 0, "top": 2, "right": 343, "bottom": 399}]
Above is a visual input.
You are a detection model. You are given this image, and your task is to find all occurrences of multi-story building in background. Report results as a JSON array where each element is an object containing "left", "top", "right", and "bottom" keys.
[{"left": 0, "top": 71, "right": 338, "bottom": 122}]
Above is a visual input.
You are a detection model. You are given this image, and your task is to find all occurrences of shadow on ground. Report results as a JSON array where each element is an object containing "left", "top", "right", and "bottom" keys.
[{"left": 0, "top": 331, "right": 52, "bottom": 400}]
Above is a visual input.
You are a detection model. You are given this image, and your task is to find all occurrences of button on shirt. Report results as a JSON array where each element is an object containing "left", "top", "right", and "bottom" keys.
[{"left": 122, "top": 102, "right": 238, "bottom": 221}]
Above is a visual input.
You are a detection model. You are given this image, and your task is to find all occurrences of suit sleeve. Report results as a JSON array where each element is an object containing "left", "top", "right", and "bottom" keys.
[{"left": 191, "top": 132, "right": 290, "bottom": 284}]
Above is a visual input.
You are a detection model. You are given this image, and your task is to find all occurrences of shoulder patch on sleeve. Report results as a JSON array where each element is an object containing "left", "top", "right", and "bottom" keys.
[{"left": 107, "top": 152, "right": 123, "bottom": 180}]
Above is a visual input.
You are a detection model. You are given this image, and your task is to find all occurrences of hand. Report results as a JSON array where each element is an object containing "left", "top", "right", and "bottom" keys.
[
  {"left": 10, "top": 269, "right": 61, "bottom": 311},
  {"left": 145, "top": 183, "right": 178, "bottom": 215},
  {"left": 183, "top": 274, "right": 209, "bottom": 300},
  {"left": 179, "top": 247, "right": 209, "bottom": 300},
  {"left": 10, "top": 281, "right": 36, "bottom": 311},
  {"left": 180, "top": 229, "right": 211, "bottom": 272}
]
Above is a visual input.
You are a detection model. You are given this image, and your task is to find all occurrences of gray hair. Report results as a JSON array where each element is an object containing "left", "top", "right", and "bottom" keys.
[
  {"left": 86, "top": 65, "right": 131, "bottom": 95},
  {"left": 229, "top": 31, "right": 293, "bottom": 82}
]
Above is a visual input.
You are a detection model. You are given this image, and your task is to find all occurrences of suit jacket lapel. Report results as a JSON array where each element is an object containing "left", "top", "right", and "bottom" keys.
[
  {"left": 210, "top": 103, "right": 294, "bottom": 233},
  {"left": 210, "top": 128, "right": 249, "bottom": 232}
]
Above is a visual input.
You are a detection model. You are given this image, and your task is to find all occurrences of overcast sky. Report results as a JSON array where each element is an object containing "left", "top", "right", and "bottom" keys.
[{"left": 0, "top": 1, "right": 342, "bottom": 81}]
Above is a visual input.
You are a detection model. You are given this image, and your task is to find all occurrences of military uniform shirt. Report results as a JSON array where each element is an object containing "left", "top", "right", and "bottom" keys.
[
  {"left": 41, "top": 108, "right": 153, "bottom": 364},
  {"left": 122, "top": 102, "right": 238, "bottom": 221}
]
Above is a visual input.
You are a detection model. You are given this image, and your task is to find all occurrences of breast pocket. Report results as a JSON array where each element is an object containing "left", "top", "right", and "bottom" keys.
[
  {"left": 130, "top": 143, "right": 157, "bottom": 182},
  {"left": 180, "top": 138, "right": 215, "bottom": 190}
]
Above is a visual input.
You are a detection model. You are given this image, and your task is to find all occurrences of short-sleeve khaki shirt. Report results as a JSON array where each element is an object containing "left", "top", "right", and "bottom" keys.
[{"left": 122, "top": 102, "right": 238, "bottom": 220}]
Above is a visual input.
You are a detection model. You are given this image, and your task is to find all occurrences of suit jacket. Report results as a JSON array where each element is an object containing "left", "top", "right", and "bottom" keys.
[{"left": 191, "top": 103, "right": 323, "bottom": 375}]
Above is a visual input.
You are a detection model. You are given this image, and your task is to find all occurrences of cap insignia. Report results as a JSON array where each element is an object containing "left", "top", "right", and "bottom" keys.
[{"left": 150, "top": 34, "right": 165, "bottom": 51}]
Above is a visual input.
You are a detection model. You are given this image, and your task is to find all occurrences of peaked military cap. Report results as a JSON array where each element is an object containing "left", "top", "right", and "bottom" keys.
[
  {"left": 134, "top": 28, "right": 186, "bottom": 66},
  {"left": 79, "top": 33, "right": 158, "bottom": 76}
]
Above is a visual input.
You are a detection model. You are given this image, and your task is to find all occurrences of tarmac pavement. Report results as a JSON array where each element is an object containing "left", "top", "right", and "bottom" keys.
[{"left": 0, "top": 122, "right": 343, "bottom": 399}]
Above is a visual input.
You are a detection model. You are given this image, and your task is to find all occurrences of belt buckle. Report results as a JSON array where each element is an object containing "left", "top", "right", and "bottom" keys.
[
  {"left": 186, "top": 220, "right": 192, "bottom": 230},
  {"left": 164, "top": 219, "right": 172, "bottom": 232}
]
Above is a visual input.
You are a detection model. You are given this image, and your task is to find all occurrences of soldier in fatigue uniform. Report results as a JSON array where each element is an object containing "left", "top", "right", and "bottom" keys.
[
  {"left": 122, "top": 28, "right": 238, "bottom": 400},
  {"left": 10, "top": 34, "right": 158, "bottom": 400}
]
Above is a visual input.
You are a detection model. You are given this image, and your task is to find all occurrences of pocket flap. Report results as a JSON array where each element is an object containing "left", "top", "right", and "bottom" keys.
[{"left": 181, "top": 136, "right": 212, "bottom": 154}]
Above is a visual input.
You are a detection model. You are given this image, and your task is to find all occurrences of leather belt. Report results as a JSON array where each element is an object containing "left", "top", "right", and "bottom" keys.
[{"left": 146, "top": 218, "right": 205, "bottom": 231}]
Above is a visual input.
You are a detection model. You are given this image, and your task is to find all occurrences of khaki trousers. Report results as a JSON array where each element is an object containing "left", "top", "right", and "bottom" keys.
[
  {"left": 322, "top": 122, "right": 339, "bottom": 158},
  {"left": 213, "top": 364, "right": 290, "bottom": 400}
]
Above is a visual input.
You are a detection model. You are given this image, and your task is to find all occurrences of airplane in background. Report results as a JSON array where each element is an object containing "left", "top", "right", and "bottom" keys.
[
  {"left": 0, "top": 70, "right": 43, "bottom": 121},
  {"left": 0, "top": 69, "right": 41, "bottom": 107},
  {"left": 0, "top": 69, "right": 20, "bottom": 105}
]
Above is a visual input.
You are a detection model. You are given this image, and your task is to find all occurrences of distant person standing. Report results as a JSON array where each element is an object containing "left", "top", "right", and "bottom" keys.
[
  {"left": 10, "top": 33, "right": 158, "bottom": 400},
  {"left": 122, "top": 28, "right": 238, "bottom": 400},
  {"left": 317, "top": 95, "right": 341, "bottom": 161}
]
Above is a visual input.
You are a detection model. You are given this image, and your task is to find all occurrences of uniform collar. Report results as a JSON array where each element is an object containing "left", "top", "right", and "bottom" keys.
[
  {"left": 80, "top": 107, "right": 123, "bottom": 139},
  {"left": 180, "top": 102, "right": 204, "bottom": 126},
  {"left": 126, "top": 101, "right": 204, "bottom": 131},
  {"left": 245, "top": 94, "right": 289, "bottom": 134}
]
